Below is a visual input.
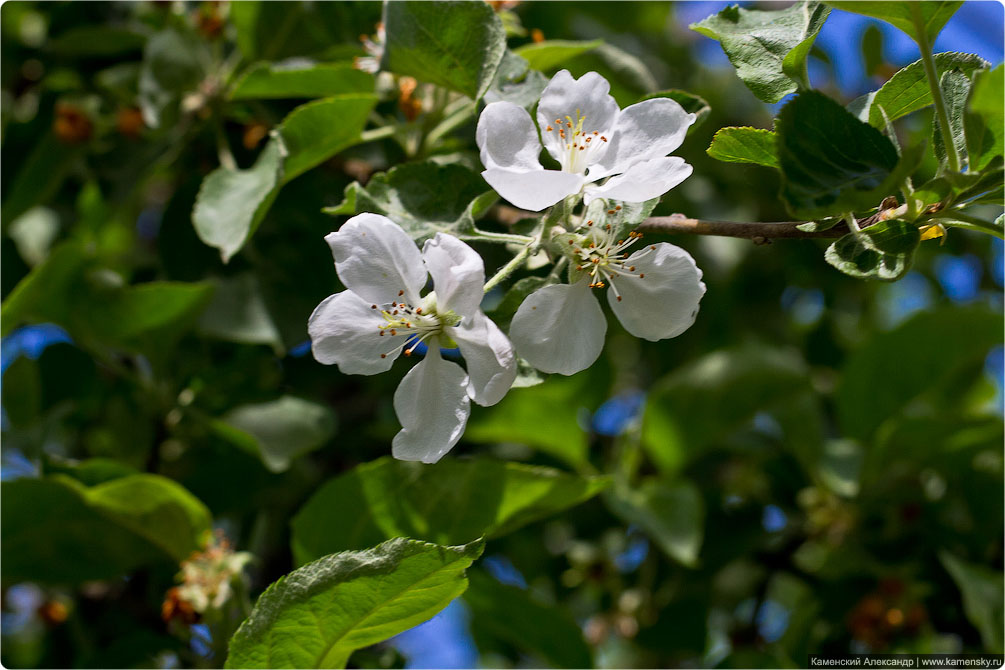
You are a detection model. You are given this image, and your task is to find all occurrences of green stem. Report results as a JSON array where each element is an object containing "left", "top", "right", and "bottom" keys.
[
  {"left": 359, "top": 125, "right": 397, "bottom": 143},
  {"left": 483, "top": 244, "right": 535, "bottom": 293},
  {"left": 423, "top": 101, "right": 476, "bottom": 152},
  {"left": 935, "top": 211, "right": 1005, "bottom": 240},
  {"left": 465, "top": 229, "right": 535, "bottom": 245},
  {"left": 911, "top": 3, "right": 960, "bottom": 173}
]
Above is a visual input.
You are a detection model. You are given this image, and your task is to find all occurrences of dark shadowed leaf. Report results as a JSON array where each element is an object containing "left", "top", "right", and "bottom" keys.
[
  {"left": 465, "top": 570, "right": 592, "bottom": 668},
  {"left": 2, "top": 474, "right": 211, "bottom": 583},
  {"left": 214, "top": 396, "right": 336, "bottom": 473},
  {"left": 837, "top": 306, "right": 1003, "bottom": 440},
  {"left": 290, "top": 457, "right": 608, "bottom": 565},
  {"left": 940, "top": 551, "right": 1004, "bottom": 653},
  {"left": 324, "top": 161, "right": 496, "bottom": 241},
  {"left": 776, "top": 92, "right": 921, "bottom": 218},
  {"left": 824, "top": 219, "right": 921, "bottom": 281},
  {"left": 381, "top": 1, "right": 506, "bottom": 99},
  {"left": 606, "top": 479, "right": 705, "bottom": 567},
  {"left": 225, "top": 538, "right": 484, "bottom": 669},
  {"left": 230, "top": 62, "right": 374, "bottom": 100}
]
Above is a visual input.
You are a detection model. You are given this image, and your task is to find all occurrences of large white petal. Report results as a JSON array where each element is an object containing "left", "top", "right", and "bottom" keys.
[
  {"left": 585, "top": 157, "right": 692, "bottom": 204},
  {"left": 476, "top": 101, "right": 543, "bottom": 171},
  {"left": 536, "top": 70, "right": 619, "bottom": 166},
  {"left": 509, "top": 281, "right": 606, "bottom": 376},
  {"left": 589, "top": 97, "right": 695, "bottom": 179},
  {"left": 325, "top": 213, "right": 427, "bottom": 306},
  {"left": 422, "top": 233, "right": 484, "bottom": 318},
  {"left": 482, "top": 167, "right": 585, "bottom": 212},
  {"left": 391, "top": 347, "right": 470, "bottom": 464},
  {"left": 451, "top": 310, "right": 516, "bottom": 406},
  {"left": 607, "top": 242, "right": 706, "bottom": 341},
  {"left": 308, "top": 291, "right": 401, "bottom": 375}
]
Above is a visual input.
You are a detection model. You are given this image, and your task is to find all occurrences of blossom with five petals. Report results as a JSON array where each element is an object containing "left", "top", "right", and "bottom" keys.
[
  {"left": 476, "top": 69, "right": 696, "bottom": 211},
  {"left": 308, "top": 214, "right": 517, "bottom": 463},
  {"left": 509, "top": 223, "right": 706, "bottom": 376}
]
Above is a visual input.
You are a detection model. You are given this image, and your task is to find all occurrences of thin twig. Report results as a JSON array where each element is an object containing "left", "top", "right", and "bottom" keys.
[{"left": 491, "top": 204, "right": 849, "bottom": 240}]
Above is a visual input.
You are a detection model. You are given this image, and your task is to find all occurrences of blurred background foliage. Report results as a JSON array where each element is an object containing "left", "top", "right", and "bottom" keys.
[{"left": 0, "top": 1, "right": 1002, "bottom": 668}]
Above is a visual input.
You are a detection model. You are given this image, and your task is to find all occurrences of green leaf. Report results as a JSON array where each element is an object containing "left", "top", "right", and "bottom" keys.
[
  {"left": 1, "top": 133, "right": 81, "bottom": 226},
  {"left": 42, "top": 457, "right": 138, "bottom": 487},
  {"left": 776, "top": 91, "right": 919, "bottom": 219},
  {"left": 824, "top": 219, "right": 921, "bottom": 281},
  {"left": 197, "top": 274, "right": 284, "bottom": 352},
  {"left": 324, "top": 161, "right": 495, "bottom": 242},
  {"left": 932, "top": 69, "right": 970, "bottom": 169},
  {"left": 513, "top": 39, "right": 602, "bottom": 71},
  {"left": 2, "top": 356, "right": 41, "bottom": 427},
  {"left": 2, "top": 474, "right": 211, "bottom": 583},
  {"left": 138, "top": 28, "right": 209, "bottom": 128},
  {"left": 225, "top": 538, "right": 484, "bottom": 669},
  {"left": 0, "top": 242, "right": 90, "bottom": 336},
  {"left": 639, "top": 89, "right": 712, "bottom": 130},
  {"left": 230, "top": 62, "right": 374, "bottom": 100},
  {"left": 847, "top": 52, "right": 989, "bottom": 127},
  {"left": 290, "top": 457, "right": 608, "bottom": 565},
  {"left": 641, "top": 346, "right": 812, "bottom": 472},
  {"left": 381, "top": 0, "right": 506, "bottom": 99},
  {"left": 485, "top": 50, "right": 548, "bottom": 109},
  {"left": 939, "top": 551, "right": 1004, "bottom": 653},
  {"left": 47, "top": 25, "right": 146, "bottom": 58},
  {"left": 192, "top": 136, "right": 286, "bottom": 263},
  {"left": 965, "top": 64, "right": 1005, "bottom": 172},
  {"left": 0, "top": 242, "right": 214, "bottom": 354},
  {"left": 605, "top": 479, "right": 704, "bottom": 567},
  {"left": 690, "top": 1, "right": 831, "bottom": 103},
  {"left": 837, "top": 306, "right": 1003, "bottom": 440},
  {"left": 706, "top": 127, "right": 778, "bottom": 168},
  {"left": 465, "top": 373, "right": 596, "bottom": 467},
  {"left": 214, "top": 396, "right": 336, "bottom": 473},
  {"left": 278, "top": 94, "right": 377, "bottom": 182},
  {"left": 465, "top": 570, "right": 592, "bottom": 668},
  {"left": 825, "top": 1, "right": 962, "bottom": 45}
]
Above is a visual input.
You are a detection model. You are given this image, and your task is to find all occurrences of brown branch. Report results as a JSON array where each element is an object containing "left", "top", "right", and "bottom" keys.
[
  {"left": 491, "top": 204, "right": 851, "bottom": 242},
  {"left": 638, "top": 215, "right": 846, "bottom": 240}
]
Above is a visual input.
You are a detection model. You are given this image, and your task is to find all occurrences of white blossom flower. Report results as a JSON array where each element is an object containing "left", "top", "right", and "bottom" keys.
[
  {"left": 509, "top": 224, "right": 706, "bottom": 375},
  {"left": 476, "top": 69, "right": 696, "bottom": 211},
  {"left": 308, "top": 213, "right": 516, "bottom": 463}
]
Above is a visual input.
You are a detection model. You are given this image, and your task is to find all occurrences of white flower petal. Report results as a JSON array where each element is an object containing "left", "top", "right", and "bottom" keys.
[
  {"left": 607, "top": 242, "right": 706, "bottom": 342},
  {"left": 482, "top": 167, "right": 585, "bottom": 211},
  {"left": 308, "top": 291, "right": 400, "bottom": 374},
  {"left": 510, "top": 281, "right": 606, "bottom": 376},
  {"left": 536, "top": 70, "right": 619, "bottom": 166},
  {"left": 391, "top": 347, "right": 470, "bottom": 464},
  {"left": 476, "top": 101, "right": 543, "bottom": 171},
  {"left": 585, "top": 157, "right": 692, "bottom": 204},
  {"left": 325, "top": 213, "right": 427, "bottom": 306},
  {"left": 422, "top": 233, "right": 485, "bottom": 317},
  {"left": 589, "top": 97, "right": 696, "bottom": 179},
  {"left": 451, "top": 311, "right": 516, "bottom": 406}
]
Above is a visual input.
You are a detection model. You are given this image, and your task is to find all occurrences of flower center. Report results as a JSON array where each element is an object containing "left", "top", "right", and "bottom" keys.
[
  {"left": 370, "top": 290, "right": 460, "bottom": 358},
  {"left": 543, "top": 109, "right": 608, "bottom": 175},
  {"left": 566, "top": 220, "right": 657, "bottom": 302}
]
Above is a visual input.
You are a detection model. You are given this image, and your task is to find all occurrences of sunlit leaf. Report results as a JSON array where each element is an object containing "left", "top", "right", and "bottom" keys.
[{"left": 225, "top": 538, "right": 484, "bottom": 669}]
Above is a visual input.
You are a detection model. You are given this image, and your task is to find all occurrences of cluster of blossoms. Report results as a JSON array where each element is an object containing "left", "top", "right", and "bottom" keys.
[
  {"left": 162, "top": 531, "right": 252, "bottom": 625},
  {"left": 309, "top": 70, "right": 705, "bottom": 463}
]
